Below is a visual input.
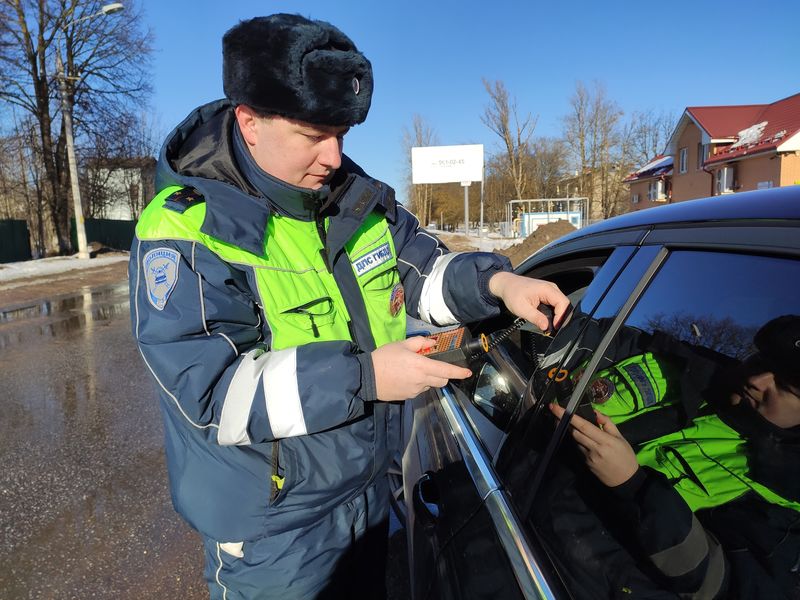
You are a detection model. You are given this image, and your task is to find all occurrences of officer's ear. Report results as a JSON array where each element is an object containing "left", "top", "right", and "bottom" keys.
[{"left": 234, "top": 104, "right": 261, "bottom": 147}]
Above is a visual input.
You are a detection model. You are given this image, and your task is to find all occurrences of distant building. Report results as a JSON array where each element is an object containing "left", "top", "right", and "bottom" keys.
[
  {"left": 86, "top": 157, "right": 156, "bottom": 220},
  {"left": 624, "top": 155, "right": 673, "bottom": 210},
  {"left": 558, "top": 166, "right": 627, "bottom": 222},
  {"left": 627, "top": 92, "right": 800, "bottom": 211}
]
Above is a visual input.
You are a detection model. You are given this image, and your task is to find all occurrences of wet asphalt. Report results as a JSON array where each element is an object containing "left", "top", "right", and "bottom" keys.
[{"left": 0, "top": 282, "right": 408, "bottom": 599}]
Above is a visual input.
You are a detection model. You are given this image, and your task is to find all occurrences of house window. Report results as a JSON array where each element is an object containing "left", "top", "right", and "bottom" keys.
[
  {"left": 696, "top": 143, "right": 706, "bottom": 169},
  {"left": 715, "top": 166, "right": 736, "bottom": 194},
  {"left": 679, "top": 147, "right": 688, "bottom": 173},
  {"left": 648, "top": 180, "right": 666, "bottom": 201},
  {"left": 632, "top": 193, "right": 640, "bottom": 204}
]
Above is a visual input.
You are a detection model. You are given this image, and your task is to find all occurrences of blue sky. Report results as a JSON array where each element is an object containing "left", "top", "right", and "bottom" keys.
[{"left": 143, "top": 0, "right": 800, "bottom": 203}]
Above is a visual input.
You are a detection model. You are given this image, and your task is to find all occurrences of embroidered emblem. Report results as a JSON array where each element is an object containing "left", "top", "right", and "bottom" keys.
[
  {"left": 143, "top": 247, "right": 180, "bottom": 310},
  {"left": 352, "top": 243, "right": 392, "bottom": 276},
  {"left": 589, "top": 377, "right": 615, "bottom": 404},
  {"left": 389, "top": 283, "right": 405, "bottom": 317},
  {"left": 352, "top": 77, "right": 360, "bottom": 95},
  {"left": 622, "top": 363, "right": 658, "bottom": 407}
]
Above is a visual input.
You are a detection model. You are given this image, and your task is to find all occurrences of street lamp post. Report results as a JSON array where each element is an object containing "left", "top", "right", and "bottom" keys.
[{"left": 55, "top": 2, "right": 124, "bottom": 259}]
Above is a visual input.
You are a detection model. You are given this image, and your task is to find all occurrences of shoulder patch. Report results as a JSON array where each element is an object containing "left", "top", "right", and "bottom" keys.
[
  {"left": 163, "top": 187, "right": 205, "bottom": 213},
  {"left": 143, "top": 247, "right": 181, "bottom": 310}
]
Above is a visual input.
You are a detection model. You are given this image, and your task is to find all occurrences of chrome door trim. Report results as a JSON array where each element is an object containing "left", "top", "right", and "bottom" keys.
[{"left": 438, "top": 386, "right": 557, "bottom": 600}]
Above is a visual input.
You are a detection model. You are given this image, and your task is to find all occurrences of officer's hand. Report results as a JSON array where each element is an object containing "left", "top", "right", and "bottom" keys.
[
  {"left": 371, "top": 337, "right": 472, "bottom": 402},
  {"left": 549, "top": 403, "right": 639, "bottom": 487},
  {"left": 488, "top": 272, "right": 571, "bottom": 332}
]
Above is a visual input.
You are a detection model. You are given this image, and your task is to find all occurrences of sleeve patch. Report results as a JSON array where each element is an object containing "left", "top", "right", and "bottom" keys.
[{"left": 143, "top": 247, "right": 181, "bottom": 310}]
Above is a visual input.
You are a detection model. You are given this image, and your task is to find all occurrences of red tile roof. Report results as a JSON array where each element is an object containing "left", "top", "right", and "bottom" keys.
[
  {"left": 688, "top": 105, "right": 766, "bottom": 139},
  {"left": 692, "top": 92, "right": 800, "bottom": 165}
]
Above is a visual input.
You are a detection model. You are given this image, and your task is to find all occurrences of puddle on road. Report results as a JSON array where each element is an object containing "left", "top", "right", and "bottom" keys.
[{"left": 0, "top": 282, "right": 130, "bottom": 348}]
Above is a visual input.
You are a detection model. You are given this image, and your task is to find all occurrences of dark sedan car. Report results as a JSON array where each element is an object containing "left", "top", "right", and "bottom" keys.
[{"left": 400, "top": 186, "right": 800, "bottom": 599}]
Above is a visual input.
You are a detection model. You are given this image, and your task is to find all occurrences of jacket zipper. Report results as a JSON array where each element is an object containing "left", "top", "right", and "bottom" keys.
[
  {"left": 270, "top": 440, "right": 284, "bottom": 502},
  {"left": 288, "top": 308, "right": 320, "bottom": 338},
  {"left": 316, "top": 211, "right": 332, "bottom": 274},
  {"left": 315, "top": 209, "right": 357, "bottom": 344}
]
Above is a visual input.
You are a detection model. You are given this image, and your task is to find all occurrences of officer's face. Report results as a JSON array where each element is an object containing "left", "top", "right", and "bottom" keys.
[
  {"left": 730, "top": 364, "right": 800, "bottom": 428},
  {"left": 236, "top": 106, "right": 348, "bottom": 189}
]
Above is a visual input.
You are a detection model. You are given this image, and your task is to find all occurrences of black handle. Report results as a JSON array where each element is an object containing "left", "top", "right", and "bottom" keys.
[{"left": 412, "top": 472, "right": 440, "bottom": 530}]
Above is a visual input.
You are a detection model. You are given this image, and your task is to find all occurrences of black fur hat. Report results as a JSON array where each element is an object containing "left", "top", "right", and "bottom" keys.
[{"left": 222, "top": 14, "right": 373, "bottom": 126}]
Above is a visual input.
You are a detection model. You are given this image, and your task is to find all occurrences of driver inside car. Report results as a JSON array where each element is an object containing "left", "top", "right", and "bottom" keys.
[{"left": 551, "top": 314, "right": 800, "bottom": 599}]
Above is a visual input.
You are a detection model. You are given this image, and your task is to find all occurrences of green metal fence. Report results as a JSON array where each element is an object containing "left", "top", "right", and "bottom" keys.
[
  {"left": 0, "top": 220, "right": 33, "bottom": 264},
  {"left": 70, "top": 218, "right": 136, "bottom": 252},
  {"left": 1, "top": 218, "right": 135, "bottom": 264}
]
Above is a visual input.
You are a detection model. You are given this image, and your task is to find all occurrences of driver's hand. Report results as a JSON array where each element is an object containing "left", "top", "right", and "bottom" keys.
[{"left": 550, "top": 403, "right": 639, "bottom": 487}]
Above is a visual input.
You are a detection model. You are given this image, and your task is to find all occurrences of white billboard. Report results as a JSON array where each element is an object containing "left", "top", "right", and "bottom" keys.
[{"left": 411, "top": 144, "right": 484, "bottom": 184}]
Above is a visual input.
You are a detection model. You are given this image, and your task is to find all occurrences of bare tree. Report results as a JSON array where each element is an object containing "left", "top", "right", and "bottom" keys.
[
  {"left": 483, "top": 154, "right": 513, "bottom": 224},
  {"left": 0, "top": 112, "right": 51, "bottom": 256},
  {"left": 645, "top": 312, "right": 757, "bottom": 361},
  {"left": 402, "top": 114, "right": 438, "bottom": 226},
  {"left": 623, "top": 109, "right": 677, "bottom": 167},
  {"left": 562, "top": 81, "right": 627, "bottom": 219},
  {"left": 0, "top": 0, "right": 152, "bottom": 255},
  {"left": 481, "top": 78, "right": 537, "bottom": 202},
  {"left": 528, "top": 137, "right": 568, "bottom": 199},
  {"left": 84, "top": 109, "right": 160, "bottom": 219}
]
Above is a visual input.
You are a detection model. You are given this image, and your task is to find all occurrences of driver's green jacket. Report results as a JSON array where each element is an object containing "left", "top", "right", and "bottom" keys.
[
  {"left": 130, "top": 100, "right": 513, "bottom": 543},
  {"left": 587, "top": 354, "right": 800, "bottom": 598}
]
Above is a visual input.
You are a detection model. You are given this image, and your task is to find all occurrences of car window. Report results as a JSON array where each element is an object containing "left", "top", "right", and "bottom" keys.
[
  {"left": 504, "top": 249, "right": 800, "bottom": 599},
  {"left": 494, "top": 246, "right": 662, "bottom": 481},
  {"left": 457, "top": 249, "right": 633, "bottom": 453}
]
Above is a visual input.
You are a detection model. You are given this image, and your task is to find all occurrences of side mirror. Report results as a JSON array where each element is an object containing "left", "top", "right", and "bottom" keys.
[{"left": 472, "top": 362, "right": 517, "bottom": 429}]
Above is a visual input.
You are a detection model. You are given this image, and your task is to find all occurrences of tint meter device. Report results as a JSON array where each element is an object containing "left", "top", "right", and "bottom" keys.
[
  {"left": 418, "top": 327, "right": 490, "bottom": 368},
  {"left": 417, "top": 303, "right": 561, "bottom": 367}
]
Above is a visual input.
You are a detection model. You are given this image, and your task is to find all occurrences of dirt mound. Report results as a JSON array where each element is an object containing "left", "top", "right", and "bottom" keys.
[
  {"left": 436, "top": 233, "right": 480, "bottom": 252},
  {"left": 496, "top": 220, "right": 577, "bottom": 267}
]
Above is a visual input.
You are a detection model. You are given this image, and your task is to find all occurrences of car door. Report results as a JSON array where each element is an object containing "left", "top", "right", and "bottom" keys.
[
  {"left": 403, "top": 240, "right": 645, "bottom": 599},
  {"left": 497, "top": 223, "right": 800, "bottom": 599}
]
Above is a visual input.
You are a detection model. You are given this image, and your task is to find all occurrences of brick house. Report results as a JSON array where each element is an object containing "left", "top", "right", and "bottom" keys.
[
  {"left": 627, "top": 92, "right": 800, "bottom": 211},
  {"left": 624, "top": 155, "right": 673, "bottom": 211}
]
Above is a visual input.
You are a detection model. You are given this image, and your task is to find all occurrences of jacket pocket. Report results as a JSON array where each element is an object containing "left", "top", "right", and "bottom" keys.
[
  {"left": 269, "top": 440, "right": 289, "bottom": 506},
  {"left": 360, "top": 263, "right": 400, "bottom": 294},
  {"left": 281, "top": 296, "right": 336, "bottom": 339}
]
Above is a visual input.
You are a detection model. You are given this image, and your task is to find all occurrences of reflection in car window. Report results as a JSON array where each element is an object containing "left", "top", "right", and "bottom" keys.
[
  {"left": 459, "top": 251, "right": 625, "bottom": 447},
  {"left": 472, "top": 362, "right": 515, "bottom": 428},
  {"left": 509, "top": 250, "right": 800, "bottom": 599},
  {"left": 494, "top": 247, "right": 660, "bottom": 488}
]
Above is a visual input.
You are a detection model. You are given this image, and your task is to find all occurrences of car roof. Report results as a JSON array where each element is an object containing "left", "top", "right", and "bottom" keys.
[{"left": 550, "top": 185, "right": 800, "bottom": 248}]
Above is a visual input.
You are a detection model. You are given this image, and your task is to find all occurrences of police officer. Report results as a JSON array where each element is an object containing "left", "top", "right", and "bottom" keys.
[
  {"left": 551, "top": 315, "right": 800, "bottom": 598},
  {"left": 130, "top": 13, "right": 569, "bottom": 599}
]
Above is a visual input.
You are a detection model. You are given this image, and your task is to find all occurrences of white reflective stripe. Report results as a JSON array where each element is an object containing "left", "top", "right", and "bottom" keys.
[
  {"left": 418, "top": 252, "right": 462, "bottom": 325},
  {"left": 263, "top": 348, "right": 308, "bottom": 438},
  {"left": 214, "top": 543, "right": 230, "bottom": 599},
  {"left": 219, "top": 541, "right": 244, "bottom": 558},
  {"left": 217, "top": 348, "right": 269, "bottom": 445}
]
